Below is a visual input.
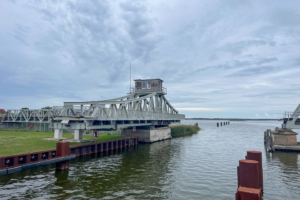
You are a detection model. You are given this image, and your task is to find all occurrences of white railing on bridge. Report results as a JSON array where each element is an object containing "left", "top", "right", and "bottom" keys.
[{"left": 130, "top": 87, "right": 167, "bottom": 94}]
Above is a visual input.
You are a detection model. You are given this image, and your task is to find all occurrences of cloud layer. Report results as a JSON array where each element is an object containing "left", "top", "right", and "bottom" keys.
[{"left": 1, "top": 0, "right": 300, "bottom": 118}]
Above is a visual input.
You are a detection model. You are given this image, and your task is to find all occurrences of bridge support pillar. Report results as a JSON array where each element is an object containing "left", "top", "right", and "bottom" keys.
[
  {"left": 74, "top": 130, "right": 84, "bottom": 140},
  {"left": 54, "top": 129, "right": 63, "bottom": 139}
]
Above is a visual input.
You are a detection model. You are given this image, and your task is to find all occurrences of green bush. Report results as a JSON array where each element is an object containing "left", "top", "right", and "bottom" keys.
[{"left": 170, "top": 125, "right": 201, "bottom": 137}]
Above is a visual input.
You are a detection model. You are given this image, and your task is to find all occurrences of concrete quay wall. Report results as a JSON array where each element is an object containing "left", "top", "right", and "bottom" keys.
[
  {"left": 122, "top": 127, "right": 171, "bottom": 143},
  {"left": 0, "top": 137, "right": 138, "bottom": 176}
]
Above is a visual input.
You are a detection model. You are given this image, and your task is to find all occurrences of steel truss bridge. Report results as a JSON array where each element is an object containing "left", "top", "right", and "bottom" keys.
[
  {"left": 282, "top": 104, "right": 300, "bottom": 129},
  {"left": 2, "top": 92, "right": 185, "bottom": 131}
]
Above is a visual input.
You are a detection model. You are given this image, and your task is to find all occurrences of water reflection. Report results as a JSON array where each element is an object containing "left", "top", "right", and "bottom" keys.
[
  {"left": 2, "top": 121, "right": 300, "bottom": 199},
  {"left": 44, "top": 140, "right": 174, "bottom": 199},
  {"left": 272, "top": 152, "right": 298, "bottom": 169},
  {"left": 54, "top": 170, "right": 69, "bottom": 186}
]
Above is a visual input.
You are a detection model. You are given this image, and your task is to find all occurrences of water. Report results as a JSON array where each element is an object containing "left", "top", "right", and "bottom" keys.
[{"left": 1, "top": 120, "right": 300, "bottom": 199}]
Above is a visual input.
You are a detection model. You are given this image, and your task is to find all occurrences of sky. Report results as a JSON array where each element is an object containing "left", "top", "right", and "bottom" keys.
[{"left": 0, "top": 0, "right": 300, "bottom": 119}]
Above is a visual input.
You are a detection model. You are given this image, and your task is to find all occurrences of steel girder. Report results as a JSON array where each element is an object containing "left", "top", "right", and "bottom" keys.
[
  {"left": 2, "top": 92, "right": 185, "bottom": 126},
  {"left": 57, "top": 92, "right": 182, "bottom": 119},
  {"left": 2, "top": 109, "right": 52, "bottom": 123},
  {"left": 283, "top": 104, "right": 300, "bottom": 129}
]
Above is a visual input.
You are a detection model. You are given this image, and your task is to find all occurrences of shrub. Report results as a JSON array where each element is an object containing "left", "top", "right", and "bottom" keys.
[{"left": 170, "top": 125, "right": 201, "bottom": 137}]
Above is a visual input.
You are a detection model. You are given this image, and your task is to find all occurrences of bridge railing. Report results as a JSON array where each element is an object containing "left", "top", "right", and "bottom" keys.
[{"left": 131, "top": 87, "right": 167, "bottom": 94}]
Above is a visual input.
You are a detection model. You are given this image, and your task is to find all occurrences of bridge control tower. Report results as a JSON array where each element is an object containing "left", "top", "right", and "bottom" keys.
[{"left": 132, "top": 79, "right": 166, "bottom": 95}]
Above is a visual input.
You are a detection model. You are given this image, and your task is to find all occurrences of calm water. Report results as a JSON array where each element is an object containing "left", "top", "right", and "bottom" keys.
[{"left": 1, "top": 120, "right": 300, "bottom": 199}]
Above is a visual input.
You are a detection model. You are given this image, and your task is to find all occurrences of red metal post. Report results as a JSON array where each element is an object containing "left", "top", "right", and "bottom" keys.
[
  {"left": 246, "top": 151, "right": 263, "bottom": 191},
  {"left": 56, "top": 142, "right": 70, "bottom": 170},
  {"left": 238, "top": 160, "right": 260, "bottom": 189}
]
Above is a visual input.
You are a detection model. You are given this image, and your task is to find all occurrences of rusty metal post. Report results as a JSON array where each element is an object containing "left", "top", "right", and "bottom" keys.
[
  {"left": 236, "top": 187, "right": 261, "bottom": 200},
  {"left": 237, "top": 160, "right": 260, "bottom": 189},
  {"left": 56, "top": 142, "right": 70, "bottom": 170},
  {"left": 246, "top": 151, "right": 263, "bottom": 192}
]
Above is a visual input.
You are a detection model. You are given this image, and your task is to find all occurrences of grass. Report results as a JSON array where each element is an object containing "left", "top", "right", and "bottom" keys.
[
  {"left": 170, "top": 125, "right": 201, "bottom": 137},
  {"left": 0, "top": 131, "right": 123, "bottom": 157}
]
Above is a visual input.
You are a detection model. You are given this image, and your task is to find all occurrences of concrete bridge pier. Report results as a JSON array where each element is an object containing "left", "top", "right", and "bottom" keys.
[
  {"left": 54, "top": 129, "right": 63, "bottom": 139},
  {"left": 122, "top": 126, "right": 171, "bottom": 143},
  {"left": 74, "top": 130, "right": 84, "bottom": 140}
]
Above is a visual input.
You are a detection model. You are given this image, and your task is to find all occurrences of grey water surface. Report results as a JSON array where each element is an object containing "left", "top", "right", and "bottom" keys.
[{"left": 1, "top": 120, "right": 300, "bottom": 199}]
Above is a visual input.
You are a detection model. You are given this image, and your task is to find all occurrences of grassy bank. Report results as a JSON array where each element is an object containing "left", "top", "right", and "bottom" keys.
[
  {"left": 170, "top": 125, "right": 201, "bottom": 137},
  {"left": 0, "top": 131, "right": 122, "bottom": 157}
]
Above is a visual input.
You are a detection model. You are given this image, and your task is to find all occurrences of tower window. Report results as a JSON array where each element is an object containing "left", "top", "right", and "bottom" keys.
[
  {"left": 147, "top": 82, "right": 151, "bottom": 89},
  {"left": 142, "top": 82, "right": 146, "bottom": 89}
]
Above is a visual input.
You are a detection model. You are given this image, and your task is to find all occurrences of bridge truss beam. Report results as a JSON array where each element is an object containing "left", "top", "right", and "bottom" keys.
[
  {"left": 2, "top": 92, "right": 185, "bottom": 131},
  {"left": 282, "top": 104, "right": 300, "bottom": 129}
]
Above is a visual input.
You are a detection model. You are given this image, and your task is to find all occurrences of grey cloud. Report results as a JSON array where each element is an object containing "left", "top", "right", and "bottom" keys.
[
  {"left": 254, "top": 57, "right": 277, "bottom": 65},
  {"left": 9, "top": 24, "right": 30, "bottom": 45},
  {"left": 271, "top": 8, "right": 300, "bottom": 27},
  {"left": 225, "top": 39, "right": 276, "bottom": 55},
  {"left": 120, "top": 1, "right": 161, "bottom": 62},
  {"left": 1, "top": 0, "right": 300, "bottom": 118},
  {"left": 228, "top": 66, "right": 278, "bottom": 77},
  {"left": 192, "top": 57, "right": 277, "bottom": 74}
]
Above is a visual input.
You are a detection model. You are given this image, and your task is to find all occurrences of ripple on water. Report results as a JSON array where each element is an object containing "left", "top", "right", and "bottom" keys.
[{"left": 1, "top": 120, "right": 300, "bottom": 199}]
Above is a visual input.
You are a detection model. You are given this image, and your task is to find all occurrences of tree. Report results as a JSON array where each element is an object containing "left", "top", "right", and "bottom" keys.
[
  {"left": 42, "top": 106, "right": 52, "bottom": 109},
  {"left": 21, "top": 107, "right": 29, "bottom": 110}
]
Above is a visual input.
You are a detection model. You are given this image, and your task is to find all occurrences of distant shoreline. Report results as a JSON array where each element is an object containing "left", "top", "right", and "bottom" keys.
[{"left": 184, "top": 118, "right": 279, "bottom": 121}]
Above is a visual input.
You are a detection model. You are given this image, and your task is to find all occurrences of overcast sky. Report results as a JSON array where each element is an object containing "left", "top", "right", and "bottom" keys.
[{"left": 0, "top": 0, "right": 300, "bottom": 118}]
